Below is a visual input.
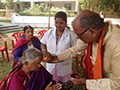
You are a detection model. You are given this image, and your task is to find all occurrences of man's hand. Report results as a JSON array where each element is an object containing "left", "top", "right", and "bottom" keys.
[
  {"left": 42, "top": 52, "right": 53, "bottom": 62},
  {"left": 71, "top": 78, "right": 86, "bottom": 86},
  {"left": 45, "top": 82, "right": 62, "bottom": 90},
  {"left": 42, "top": 52, "right": 59, "bottom": 62}
]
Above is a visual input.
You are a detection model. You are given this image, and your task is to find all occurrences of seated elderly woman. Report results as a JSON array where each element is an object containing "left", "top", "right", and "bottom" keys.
[
  {"left": 5, "top": 48, "right": 61, "bottom": 90},
  {"left": 12, "top": 25, "right": 42, "bottom": 68}
]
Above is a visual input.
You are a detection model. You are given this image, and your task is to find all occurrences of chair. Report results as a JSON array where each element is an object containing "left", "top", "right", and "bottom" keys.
[
  {"left": 0, "top": 35, "right": 9, "bottom": 61},
  {"left": 37, "top": 30, "right": 48, "bottom": 67},
  {"left": 11, "top": 31, "right": 24, "bottom": 49},
  {"left": 73, "top": 55, "right": 79, "bottom": 73},
  {"left": 11, "top": 31, "right": 24, "bottom": 57},
  {"left": 37, "top": 30, "right": 48, "bottom": 39},
  {"left": 72, "top": 30, "right": 79, "bottom": 73}
]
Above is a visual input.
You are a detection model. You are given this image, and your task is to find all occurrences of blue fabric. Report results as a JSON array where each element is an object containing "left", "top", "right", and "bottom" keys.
[
  {"left": 13, "top": 36, "right": 41, "bottom": 62},
  {"left": 26, "top": 65, "right": 56, "bottom": 90}
]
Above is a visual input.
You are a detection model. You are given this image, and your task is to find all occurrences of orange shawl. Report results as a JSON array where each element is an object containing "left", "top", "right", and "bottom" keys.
[
  {"left": 85, "top": 23, "right": 106, "bottom": 79},
  {"left": 82, "top": 23, "right": 106, "bottom": 90}
]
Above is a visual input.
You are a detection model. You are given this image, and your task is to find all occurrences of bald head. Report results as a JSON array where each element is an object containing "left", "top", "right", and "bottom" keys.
[{"left": 73, "top": 10, "right": 104, "bottom": 30}]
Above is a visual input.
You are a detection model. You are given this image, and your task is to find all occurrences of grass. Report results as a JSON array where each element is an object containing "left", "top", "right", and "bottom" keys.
[
  {"left": 0, "top": 20, "right": 11, "bottom": 23},
  {"left": 0, "top": 53, "right": 13, "bottom": 80},
  {"left": 72, "top": 56, "right": 84, "bottom": 90},
  {"left": 0, "top": 17, "right": 11, "bottom": 23},
  {"left": 0, "top": 22, "right": 83, "bottom": 90}
]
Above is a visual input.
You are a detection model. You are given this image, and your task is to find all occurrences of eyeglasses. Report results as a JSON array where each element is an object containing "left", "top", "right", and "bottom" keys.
[{"left": 76, "top": 28, "right": 90, "bottom": 37}]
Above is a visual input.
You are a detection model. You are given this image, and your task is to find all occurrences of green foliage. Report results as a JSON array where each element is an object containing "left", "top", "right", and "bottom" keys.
[
  {"left": 96, "top": 0, "right": 120, "bottom": 16},
  {"left": 15, "top": 8, "right": 25, "bottom": 13},
  {"left": 0, "top": 11, "right": 6, "bottom": 16},
  {"left": 28, "top": 4, "right": 47, "bottom": 12},
  {"left": 18, "top": 5, "right": 76, "bottom": 17},
  {"left": 96, "top": 0, "right": 118, "bottom": 10},
  {"left": 72, "top": 55, "right": 84, "bottom": 90},
  {"left": 21, "top": 4, "right": 47, "bottom": 14},
  {"left": 51, "top": 7, "right": 67, "bottom": 12},
  {"left": 18, "top": 4, "right": 48, "bottom": 16},
  {"left": 79, "top": 0, "right": 87, "bottom": 9},
  {"left": 3, "top": 0, "right": 14, "bottom": 9},
  {"left": 79, "top": 0, "right": 120, "bottom": 17}
]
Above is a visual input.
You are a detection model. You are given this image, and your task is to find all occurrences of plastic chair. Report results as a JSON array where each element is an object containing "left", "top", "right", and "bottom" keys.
[
  {"left": 37, "top": 30, "right": 48, "bottom": 39},
  {"left": 72, "top": 55, "right": 79, "bottom": 73},
  {"left": 11, "top": 31, "right": 24, "bottom": 49},
  {"left": 0, "top": 35, "right": 9, "bottom": 61},
  {"left": 72, "top": 30, "right": 79, "bottom": 73}
]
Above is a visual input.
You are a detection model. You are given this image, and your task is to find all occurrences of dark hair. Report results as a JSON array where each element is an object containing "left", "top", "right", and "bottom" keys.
[
  {"left": 23, "top": 25, "right": 33, "bottom": 33},
  {"left": 54, "top": 11, "right": 67, "bottom": 22},
  {"left": 80, "top": 12, "right": 104, "bottom": 30}
]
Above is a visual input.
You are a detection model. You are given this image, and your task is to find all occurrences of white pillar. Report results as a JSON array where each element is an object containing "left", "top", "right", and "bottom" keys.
[
  {"left": 75, "top": 0, "right": 79, "bottom": 11},
  {"left": 30, "top": 0, "right": 34, "bottom": 7}
]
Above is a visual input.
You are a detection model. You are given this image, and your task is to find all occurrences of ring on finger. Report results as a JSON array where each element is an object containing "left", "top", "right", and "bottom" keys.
[{"left": 43, "top": 57, "right": 47, "bottom": 60}]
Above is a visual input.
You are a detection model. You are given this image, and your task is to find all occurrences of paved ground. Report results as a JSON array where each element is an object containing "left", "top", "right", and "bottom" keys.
[
  {"left": 1, "top": 16, "right": 120, "bottom": 29},
  {"left": 11, "top": 16, "right": 120, "bottom": 28}
]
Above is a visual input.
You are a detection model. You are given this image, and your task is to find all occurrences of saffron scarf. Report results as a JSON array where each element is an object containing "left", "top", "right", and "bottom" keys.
[
  {"left": 82, "top": 23, "right": 107, "bottom": 90},
  {"left": 93, "top": 23, "right": 106, "bottom": 79},
  {"left": 85, "top": 23, "right": 106, "bottom": 79}
]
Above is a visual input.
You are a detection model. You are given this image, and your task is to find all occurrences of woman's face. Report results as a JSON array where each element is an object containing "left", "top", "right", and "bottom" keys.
[
  {"left": 24, "top": 28, "right": 34, "bottom": 39},
  {"left": 28, "top": 58, "right": 41, "bottom": 72},
  {"left": 55, "top": 18, "right": 67, "bottom": 32}
]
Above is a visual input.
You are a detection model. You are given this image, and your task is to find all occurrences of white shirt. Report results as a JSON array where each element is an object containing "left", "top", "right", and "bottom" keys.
[{"left": 41, "top": 27, "right": 77, "bottom": 76}]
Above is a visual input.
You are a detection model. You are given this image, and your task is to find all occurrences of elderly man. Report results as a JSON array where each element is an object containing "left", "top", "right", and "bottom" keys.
[{"left": 43, "top": 10, "right": 120, "bottom": 90}]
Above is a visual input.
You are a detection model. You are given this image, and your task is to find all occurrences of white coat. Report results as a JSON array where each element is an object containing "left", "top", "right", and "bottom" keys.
[{"left": 41, "top": 27, "right": 77, "bottom": 76}]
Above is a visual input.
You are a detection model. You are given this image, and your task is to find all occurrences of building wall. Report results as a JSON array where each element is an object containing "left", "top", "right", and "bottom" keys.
[
  {"left": 14, "top": 1, "right": 76, "bottom": 10},
  {"left": 44, "top": 1, "right": 75, "bottom": 10}
]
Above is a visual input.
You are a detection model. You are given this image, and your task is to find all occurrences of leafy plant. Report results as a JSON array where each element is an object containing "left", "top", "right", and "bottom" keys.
[
  {"left": 3, "top": 0, "right": 14, "bottom": 9},
  {"left": 18, "top": 6, "right": 76, "bottom": 17},
  {"left": 24, "top": 4, "right": 47, "bottom": 13},
  {"left": 0, "top": 11, "right": 6, "bottom": 16},
  {"left": 79, "top": 0, "right": 120, "bottom": 17}
]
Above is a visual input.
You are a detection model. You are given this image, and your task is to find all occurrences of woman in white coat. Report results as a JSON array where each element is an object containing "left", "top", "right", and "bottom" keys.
[{"left": 41, "top": 11, "right": 77, "bottom": 90}]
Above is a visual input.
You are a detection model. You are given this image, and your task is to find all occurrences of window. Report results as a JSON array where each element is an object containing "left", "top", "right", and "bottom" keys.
[
  {"left": 24, "top": 2, "right": 30, "bottom": 8},
  {"left": 64, "top": 3, "right": 72, "bottom": 10}
]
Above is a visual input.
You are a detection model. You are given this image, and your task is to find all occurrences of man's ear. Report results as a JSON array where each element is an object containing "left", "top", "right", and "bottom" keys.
[{"left": 90, "top": 28, "right": 98, "bottom": 38}]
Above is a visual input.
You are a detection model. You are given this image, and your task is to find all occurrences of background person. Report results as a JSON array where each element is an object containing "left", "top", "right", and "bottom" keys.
[
  {"left": 41, "top": 11, "right": 77, "bottom": 90},
  {"left": 90, "top": 8, "right": 94, "bottom": 12},
  {"left": 12, "top": 25, "right": 41, "bottom": 68}
]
